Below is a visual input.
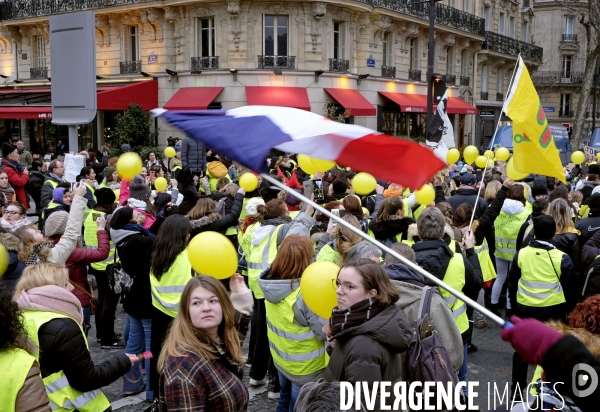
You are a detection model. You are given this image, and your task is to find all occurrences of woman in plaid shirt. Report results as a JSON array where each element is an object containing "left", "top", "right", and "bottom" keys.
[{"left": 157, "top": 274, "right": 253, "bottom": 411}]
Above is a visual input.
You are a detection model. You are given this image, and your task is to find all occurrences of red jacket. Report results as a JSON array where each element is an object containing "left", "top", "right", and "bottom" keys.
[
  {"left": 1, "top": 159, "right": 29, "bottom": 208},
  {"left": 50, "top": 230, "right": 110, "bottom": 307}
]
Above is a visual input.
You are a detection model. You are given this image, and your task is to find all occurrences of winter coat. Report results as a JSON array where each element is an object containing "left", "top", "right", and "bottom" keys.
[
  {"left": 40, "top": 174, "right": 64, "bottom": 210},
  {"left": 323, "top": 305, "right": 412, "bottom": 389},
  {"left": 516, "top": 212, "right": 545, "bottom": 251},
  {"left": 28, "top": 171, "right": 45, "bottom": 211},
  {"left": 14, "top": 358, "right": 51, "bottom": 412},
  {"left": 575, "top": 214, "right": 600, "bottom": 249},
  {"left": 189, "top": 192, "right": 243, "bottom": 238},
  {"left": 181, "top": 137, "right": 207, "bottom": 174},
  {"left": 178, "top": 186, "right": 200, "bottom": 216},
  {"left": 0, "top": 232, "right": 25, "bottom": 295},
  {"left": 551, "top": 229, "right": 582, "bottom": 274},
  {"left": 447, "top": 187, "right": 488, "bottom": 219},
  {"left": 1, "top": 159, "right": 29, "bottom": 208},
  {"left": 369, "top": 217, "right": 416, "bottom": 243}
]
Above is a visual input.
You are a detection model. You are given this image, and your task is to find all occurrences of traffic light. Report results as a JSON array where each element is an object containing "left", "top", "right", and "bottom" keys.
[{"left": 431, "top": 73, "right": 446, "bottom": 104}]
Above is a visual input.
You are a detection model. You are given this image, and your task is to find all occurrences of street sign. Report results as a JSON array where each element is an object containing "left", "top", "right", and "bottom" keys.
[
  {"left": 148, "top": 51, "right": 158, "bottom": 64},
  {"left": 367, "top": 55, "right": 375, "bottom": 68}
]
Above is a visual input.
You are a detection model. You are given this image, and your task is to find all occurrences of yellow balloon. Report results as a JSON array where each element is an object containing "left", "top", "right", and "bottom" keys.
[
  {"left": 239, "top": 172, "right": 258, "bottom": 192},
  {"left": 300, "top": 261, "right": 340, "bottom": 319},
  {"left": 495, "top": 147, "right": 510, "bottom": 161},
  {"left": 188, "top": 232, "right": 237, "bottom": 279},
  {"left": 297, "top": 154, "right": 317, "bottom": 175},
  {"left": 310, "top": 157, "right": 335, "bottom": 173},
  {"left": 463, "top": 146, "right": 479, "bottom": 165},
  {"left": 0, "top": 243, "right": 9, "bottom": 277},
  {"left": 483, "top": 150, "right": 495, "bottom": 160},
  {"left": 446, "top": 148, "right": 460, "bottom": 164},
  {"left": 352, "top": 172, "right": 377, "bottom": 195},
  {"left": 415, "top": 184, "right": 435, "bottom": 205},
  {"left": 116, "top": 152, "right": 143, "bottom": 180},
  {"left": 571, "top": 151, "right": 585, "bottom": 165},
  {"left": 164, "top": 147, "right": 176, "bottom": 158},
  {"left": 506, "top": 157, "right": 529, "bottom": 180},
  {"left": 475, "top": 156, "right": 487, "bottom": 169},
  {"left": 154, "top": 177, "right": 168, "bottom": 192}
]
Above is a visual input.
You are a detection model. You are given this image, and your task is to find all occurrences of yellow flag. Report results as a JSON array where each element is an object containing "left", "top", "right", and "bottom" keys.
[{"left": 503, "top": 56, "right": 566, "bottom": 183}]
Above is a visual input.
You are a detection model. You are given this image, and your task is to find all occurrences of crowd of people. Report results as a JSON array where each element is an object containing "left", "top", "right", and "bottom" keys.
[{"left": 0, "top": 137, "right": 599, "bottom": 412}]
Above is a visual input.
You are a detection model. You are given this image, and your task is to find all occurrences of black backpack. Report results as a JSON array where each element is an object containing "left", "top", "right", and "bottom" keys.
[{"left": 582, "top": 257, "right": 600, "bottom": 298}]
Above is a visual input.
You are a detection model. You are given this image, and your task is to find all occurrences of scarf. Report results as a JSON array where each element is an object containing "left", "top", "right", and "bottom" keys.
[
  {"left": 23, "top": 242, "right": 54, "bottom": 266},
  {"left": 122, "top": 223, "right": 154, "bottom": 237},
  {"left": 17, "top": 147, "right": 25, "bottom": 154},
  {"left": 48, "top": 173, "right": 63, "bottom": 182},
  {"left": 0, "top": 216, "right": 32, "bottom": 232},
  {"left": 4, "top": 158, "right": 23, "bottom": 173},
  {"left": 110, "top": 224, "right": 154, "bottom": 245},
  {"left": 16, "top": 285, "right": 84, "bottom": 325},
  {"left": 329, "top": 298, "right": 385, "bottom": 336},
  {"left": 127, "top": 198, "right": 147, "bottom": 210}
]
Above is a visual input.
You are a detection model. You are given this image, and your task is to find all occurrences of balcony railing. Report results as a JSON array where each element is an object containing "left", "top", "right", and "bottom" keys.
[
  {"left": 120, "top": 60, "right": 141, "bottom": 74},
  {"left": 531, "top": 71, "right": 584, "bottom": 83},
  {"left": 559, "top": 110, "right": 574, "bottom": 117},
  {"left": 562, "top": 33, "right": 578, "bottom": 42},
  {"left": 0, "top": 0, "right": 156, "bottom": 20},
  {"left": 445, "top": 74, "right": 456, "bottom": 85},
  {"left": 258, "top": 55, "right": 295, "bottom": 69},
  {"left": 481, "top": 91, "right": 489, "bottom": 100},
  {"left": 329, "top": 58, "right": 350, "bottom": 72},
  {"left": 482, "top": 31, "right": 543, "bottom": 62},
  {"left": 496, "top": 93, "right": 504, "bottom": 102},
  {"left": 191, "top": 56, "right": 219, "bottom": 73},
  {"left": 460, "top": 76, "right": 470, "bottom": 86},
  {"left": 409, "top": 69, "right": 422, "bottom": 81},
  {"left": 30, "top": 67, "right": 48, "bottom": 79},
  {"left": 381, "top": 66, "right": 396, "bottom": 78}
]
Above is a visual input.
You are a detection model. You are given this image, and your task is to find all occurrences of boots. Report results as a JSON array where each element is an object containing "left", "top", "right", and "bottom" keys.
[{"left": 489, "top": 303, "right": 502, "bottom": 317}]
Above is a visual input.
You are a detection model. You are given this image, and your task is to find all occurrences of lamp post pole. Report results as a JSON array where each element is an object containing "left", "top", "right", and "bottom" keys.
[{"left": 426, "top": 0, "right": 441, "bottom": 140}]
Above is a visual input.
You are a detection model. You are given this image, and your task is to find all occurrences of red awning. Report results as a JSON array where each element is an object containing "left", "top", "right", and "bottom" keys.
[
  {"left": 163, "top": 87, "right": 224, "bottom": 110},
  {"left": 245, "top": 86, "right": 311, "bottom": 111},
  {"left": 379, "top": 92, "right": 428, "bottom": 113},
  {"left": 97, "top": 80, "right": 158, "bottom": 111},
  {"left": 446, "top": 97, "right": 478, "bottom": 114},
  {"left": 0, "top": 106, "right": 52, "bottom": 119},
  {"left": 324, "top": 88, "right": 376, "bottom": 116}
]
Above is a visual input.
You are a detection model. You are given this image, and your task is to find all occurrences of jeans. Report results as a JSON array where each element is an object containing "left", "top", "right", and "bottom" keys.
[
  {"left": 492, "top": 257, "right": 512, "bottom": 309},
  {"left": 123, "top": 315, "right": 153, "bottom": 400},
  {"left": 276, "top": 372, "right": 302, "bottom": 412},
  {"left": 458, "top": 343, "right": 468, "bottom": 396}
]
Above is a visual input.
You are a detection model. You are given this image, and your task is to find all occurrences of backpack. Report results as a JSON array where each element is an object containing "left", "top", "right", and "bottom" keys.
[
  {"left": 215, "top": 198, "right": 227, "bottom": 216},
  {"left": 582, "top": 257, "right": 600, "bottom": 298},
  {"left": 407, "top": 286, "right": 460, "bottom": 406},
  {"left": 207, "top": 161, "right": 228, "bottom": 178}
]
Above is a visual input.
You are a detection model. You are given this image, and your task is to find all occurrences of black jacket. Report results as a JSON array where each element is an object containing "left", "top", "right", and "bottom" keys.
[
  {"left": 369, "top": 217, "right": 415, "bottom": 242},
  {"left": 38, "top": 317, "right": 131, "bottom": 393},
  {"left": 575, "top": 214, "right": 600, "bottom": 249},
  {"left": 447, "top": 187, "right": 488, "bottom": 219},
  {"left": 0, "top": 233, "right": 25, "bottom": 295},
  {"left": 28, "top": 170, "right": 45, "bottom": 211},
  {"left": 178, "top": 186, "right": 200, "bottom": 216},
  {"left": 181, "top": 137, "right": 207, "bottom": 174},
  {"left": 551, "top": 232, "right": 581, "bottom": 274},
  {"left": 581, "top": 228, "right": 600, "bottom": 270},
  {"left": 189, "top": 193, "right": 243, "bottom": 238}
]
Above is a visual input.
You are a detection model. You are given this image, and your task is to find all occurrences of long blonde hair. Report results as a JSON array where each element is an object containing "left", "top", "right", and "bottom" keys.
[
  {"left": 158, "top": 276, "right": 242, "bottom": 372},
  {"left": 548, "top": 198, "right": 574, "bottom": 234},
  {"left": 334, "top": 214, "right": 362, "bottom": 265},
  {"left": 13, "top": 263, "right": 69, "bottom": 300}
]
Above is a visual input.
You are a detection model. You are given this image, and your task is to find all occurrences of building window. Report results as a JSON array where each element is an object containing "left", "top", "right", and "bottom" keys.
[
  {"left": 34, "top": 36, "right": 46, "bottom": 68},
  {"left": 382, "top": 32, "right": 392, "bottom": 67},
  {"left": 124, "top": 25, "right": 139, "bottom": 61},
  {"left": 484, "top": 7, "right": 491, "bottom": 31},
  {"left": 264, "top": 15, "right": 288, "bottom": 56},
  {"left": 560, "top": 93, "right": 572, "bottom": 116},
  {"left": 522, "top": 21, "right": 529, "bottom": 42},
  {"left": 196, "top": 18, "right": 215, "bottom": 57},
  {"left": 461, "top": 49, "right": 468, "bottom": 76},
  {"left": 509, "top": 16, "right": 515, "bottom": 38},
  {"left": 562, "top": 55, "right": 573, "bottom": 77},
  {"left": 482, "top": 65, "right": 488, "bottom": 92},
  {"left": 409, "top": 38, "right": 418, "bottom": 70},
  {"left": 499, "top": 13, "right": 505, "bottom": 35},
  {"left": 333, "top": 22, "right": 346, "bottom": 60},
  {"left": 565, "top": 16, "right": 574, "bottom": 35},
  {"left": 448, "top": 0, "right": 455, "bottom": 7},
  {"left": 446, "top": 46, "right": 453, "bottom": 75},
  {"left": 462, "top": 0, "right": 469, "bottom": 12},
  {"left": 497, "top": 68, "right": 503, "bottom": 94}
]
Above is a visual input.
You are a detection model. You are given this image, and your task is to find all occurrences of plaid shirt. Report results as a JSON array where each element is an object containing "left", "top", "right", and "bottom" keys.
[{"left": 159, "top": 310, "right": 251, "bottom": 412}]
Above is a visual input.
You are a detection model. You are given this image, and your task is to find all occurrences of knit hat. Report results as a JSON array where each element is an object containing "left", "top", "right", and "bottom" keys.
[
  {"left": 128, "top": 175, "right": 151, "bottom": 201},
  {"left": 460, "top": 173, "right": 477, "bottom": 185},
  {"left": 52, "top": 187, "right": 66, "bottom": 204},
  {"left": 103, "top": 166, "right": 116, "bottom": 179},
  {"left": 589, "top": 164, "right": 600, "bottom": 175},
  {"left": 2, "top": 143, "right": 15, "bottom": 158},
  {"left": 245, "top": 197, "right": 266, "bottom": 217},
  {"left": 589, "top": 193, "right": 600, "bottom": 210},
  {"left": 531, "top": 185, "right": 547, "bottom": 198},
  {"left": 533, "top": 215, "right": 556, "bottom": 241},
  {"left": 285, "top": 189, "right": 302, "bottom": 206},
  {"left": 110, "top": 207, "right": 134, "bottom": 230},
  {"left": 95, "top": 188, "right": 116, "bottom": 206},
  {"left": 44, "top": 211, "right": 69, "bottom": 237},
  {"left": 332, "top": 180, "right": 348, "bottom": 194}
]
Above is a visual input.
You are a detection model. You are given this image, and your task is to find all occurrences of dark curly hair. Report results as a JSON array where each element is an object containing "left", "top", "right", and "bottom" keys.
[
  {"left": 0, "top": 283, "right": 27, "bottom": 353},
  {"left": 568, "top": 295, "right": 600, "bottom": 334}
]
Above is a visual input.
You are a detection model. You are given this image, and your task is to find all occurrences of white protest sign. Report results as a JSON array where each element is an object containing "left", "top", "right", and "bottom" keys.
[{"left": 63, "top": 154, "right": 87, "bottom": 183}]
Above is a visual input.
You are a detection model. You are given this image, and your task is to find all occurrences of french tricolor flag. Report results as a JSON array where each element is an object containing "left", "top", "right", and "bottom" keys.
[{"left": 153, "top": 106, "right": 444, "bottom": 189}]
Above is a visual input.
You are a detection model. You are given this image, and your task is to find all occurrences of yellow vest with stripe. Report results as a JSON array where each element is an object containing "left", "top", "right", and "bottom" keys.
[
  {"left": 42, "top": 201, "right": 61, "bottom": 220},
  {"left": 316, "top": 244, "right": 340, "bottom": 266},
  {"left": 82, "top": 182, "right": 97, "bottom": 219},
  {"left": 22, "top": 310, "right": 111, "bottom": 412},
  {"left": 474, "top": 239, "right": 497, "bottom": 284},
  {"left": 150, "top": 249, "right": 193, "bottom": 317},
  {"left": 494, "top": 209, "right": 530, "bottom": 260},
  {"left": 83, "top": 213, "right": 118, "bottom": 270},
  {"left": 289, "top": 211, "right": 300, "bottom": 220},
  {"left": 238, "top": 222, "right": 260, "bottom": 276},
  {"left": 440, "top": 253, "right": 469, "bottom": 334},
  {"left": 516, "top": 246, "right": 566, "bottom": 307},
  {"left": 0, "top": 347, "right": 37, "bottom": 412},
  {"left": 247, "top": 226, "right": 282, "bottom": 299},
  {"left": 265, "top": 289, "right": 329, "bottom": 376},
  {"left": 403, "top": 199, "right": 412, "bottom": 218}
]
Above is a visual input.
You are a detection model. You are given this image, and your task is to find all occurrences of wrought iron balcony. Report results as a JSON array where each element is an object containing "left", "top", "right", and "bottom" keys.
[
  {"left": 0, "top": 0, "right": 158, "bottom": 20},
  {"left": 408, "top": 69, "right": 422, "bottom": 82},
  {"left": 531, "top": 71, "right": 584, "bottom": 84},
  {"left": 460, "top": 76, "right": 470, "bottom": 86},
  {"left": 496, "top": 93, "right": 504, "bottom": 102},
  {"left": 482, "top": 31, "right": 543, "bottom": 62},
  {"left": 481, "top": 91, "right": 489, "bottom": 100},
  {"left": 562, "top": 34, "right": 578, "bottom": 42},
  {"left": 258, "top": 55, "right": 295, "bottom": 69},
  {"left": 30, "top": 67, "right": 47, "bottom": 79},
  {"left": 445, "top": 74, "right": 456, "bottom": 85},
  {"left": 191, "top": 56, "right": 219, "bottom": 73},
  {"left": 329, "top": 58, "right": 349, "bottom": 73},
  {"left": 559, "top": 110, "right": 574, "bottom": 117},
  {"left": 381, "top": 66, "right": 396, "bottom": 78},
  {"left": 120, "top": 60, "right": 141, "bottom": 74}
]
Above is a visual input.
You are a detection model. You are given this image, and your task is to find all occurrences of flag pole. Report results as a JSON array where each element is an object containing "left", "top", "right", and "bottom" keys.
[{"left": 261, "top": 173, "right": 507, "bottom": 327}]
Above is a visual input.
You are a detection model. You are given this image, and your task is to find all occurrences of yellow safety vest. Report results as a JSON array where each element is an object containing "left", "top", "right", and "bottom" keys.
[
  {"left": 316, "top": 244, "right": 340, "bottom": 266},
  {"left": 413, "top": 204, "right": 426, "bottom": 221},
  {"left": 516, "top": 246, "right": 566, "bottom": 307},
  {"left": 150, "top": 249, "right": 193, "bottom": 317},
  {"left": 42, "top": 201, "right": 61, "bottom": 220},
  {"left": 209, "top": 174, "right": 232, "bottom": 192},
  {"left": 403, "top": 199, "right": 412, "bottom": 219},
  {"left": 440, "top": 252, "right": 469, "bottom": 334},
  {"left": 0, "top": 347, "right": 37, "bottom": 412},
  {"left": 238, "top": 222, "right": 260, "bottom": 276},
  {"left": 22, "top": 310, "right": 111, "bottom": 412},
  {"left": 289, "top": 211, "right": 300, "bottom": 220},
  {"left": 494, "top": 209, "right": 530, "bottom": 260},
  {"left": 247, "top": 226, "right": 282, "bottom": 299},
  {"left": 265, "top": 289, "right": 329, "bottom": 376},
  {"left": 83, "top": 213, "right": 118, "bottom": 271},
  {"left": 474, "top": 239, "right": 497, "bottom": 284}
]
